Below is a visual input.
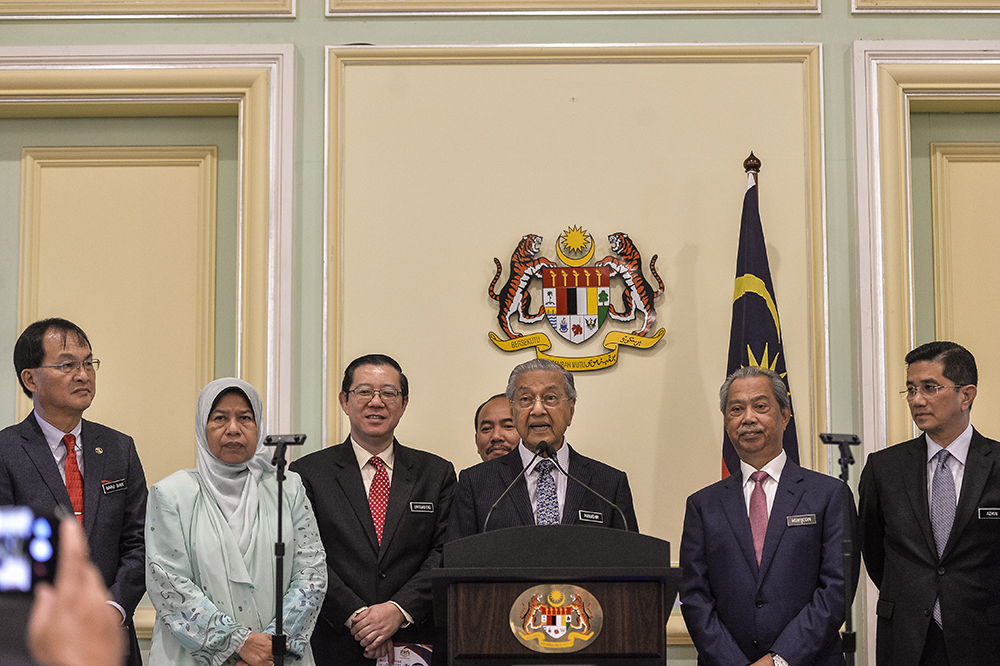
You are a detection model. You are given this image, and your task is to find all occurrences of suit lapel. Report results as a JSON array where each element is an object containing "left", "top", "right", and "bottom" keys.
[
  {"left": 80, "top": 420, "right": 105, "bottom": 536},
  {"left": 331, "top": 438, "right": 380, "bottom": 553},
  {"left": 902, "top": 436, "right": 938, "bottom": 558},
  {"left": 719, "top": 473, "right": 758, "bottom": 576},
  {"left": 17, "top": 415, "right": 72, "bottom": 509},
  {"left": 379, "top": 440, "right": 413, "bottom": 558},
  {"left": 945, "top": 429, "right": 995, "bottom": 559},
  {"left": 758, "top": 462, "right": 805, "bottom": 583},
  {"left": 499, "top": 450, "right": 535, "bottom": 526},
  {"left": 562, "top": 445, "right": 589, "bottom": 525}
]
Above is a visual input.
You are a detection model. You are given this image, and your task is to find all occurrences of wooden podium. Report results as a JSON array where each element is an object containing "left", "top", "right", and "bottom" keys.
[{"left": 432, "top": 525, "right": 680, "bottom": 666}]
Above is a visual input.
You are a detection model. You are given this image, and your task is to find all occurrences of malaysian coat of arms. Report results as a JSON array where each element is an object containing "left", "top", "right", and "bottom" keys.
[
  {"left": 488, "top": 227, "right": 665, "bottom": 371},
  {"left": 509, "top": 584, "right": 604, "bottom": 652}
]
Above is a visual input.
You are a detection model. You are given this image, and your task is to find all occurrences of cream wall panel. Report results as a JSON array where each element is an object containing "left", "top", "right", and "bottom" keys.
[
  {"left": 0, "top": 45, "right": 296, "bottom": 434},
  {"left": 328, "top": 45, "right": 826, "bottom": 556},
  {"left": 853, "top": 41, "right": 1000, "bottom": 665},
  {"left": 931, "top": 142, "right": 1000, "bottom": 439},
  {"left": 19, "top": 146, "right": 216, "bottom": 485}
]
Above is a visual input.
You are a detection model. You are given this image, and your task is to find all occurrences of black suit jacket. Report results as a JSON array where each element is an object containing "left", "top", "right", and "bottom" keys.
[
  {"left": 289, "top": 438, "right": 456, "bottom": 665},
  {"left": 859, "top": 429, "right": 1000, "bottom": 666},
  {"left": 0, "top": 413, "right": 147, "bottom": 666},
  {"left": 445, "top": 444, "right": 638, "bottom": 542}
]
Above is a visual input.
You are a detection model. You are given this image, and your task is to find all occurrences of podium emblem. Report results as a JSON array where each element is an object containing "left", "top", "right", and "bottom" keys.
[{"left": 509, "top": 584, "right": 603, "bottom": 653}]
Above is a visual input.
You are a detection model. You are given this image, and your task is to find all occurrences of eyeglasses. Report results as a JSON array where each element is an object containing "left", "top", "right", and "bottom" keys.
[
  {"left": 514, "top": 394, "right": 565, "bottom": 409},
  {"left": 36, "top": 359, "right": 100, "bottom": 374},
  {"left": 900, "top": 384, "right": 965, "bottom": 399},
  {"left": 348, "top": 387, "right": 403, "bottom": 403}
]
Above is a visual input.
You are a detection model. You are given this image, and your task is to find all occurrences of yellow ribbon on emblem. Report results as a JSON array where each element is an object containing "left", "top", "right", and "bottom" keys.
[{"left": 489, "top": 328, "right": 663, "bottom": 372}]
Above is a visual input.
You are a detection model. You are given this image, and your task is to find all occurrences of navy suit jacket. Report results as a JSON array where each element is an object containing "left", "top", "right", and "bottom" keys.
[
  {"left": 445, "top": 444, "right": 638, "bottom": 542},
  {"left": 680, "top": 459, "right": 858, "bottom": 666},
  {"left": 859, "top": 429, "right": 1000, "bottom": 666},
  {"left": 289, "top": 438, "right": 456, "bottom": 665},
  {"left": 0, "top": 413, "right": 147, "bottom": 666}
]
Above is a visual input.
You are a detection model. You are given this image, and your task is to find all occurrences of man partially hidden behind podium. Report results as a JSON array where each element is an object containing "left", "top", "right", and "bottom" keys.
[
  {"left": 680, "top": 366, "right": 858, "bottom": 666},
  {"left": 446, "top": 358, "right": 637, "bottom": 541}
]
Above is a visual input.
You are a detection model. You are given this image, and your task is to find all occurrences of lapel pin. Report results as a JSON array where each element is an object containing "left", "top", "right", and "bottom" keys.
[{"left": 95, "top": 447, "right": 104, "bottom": 454}]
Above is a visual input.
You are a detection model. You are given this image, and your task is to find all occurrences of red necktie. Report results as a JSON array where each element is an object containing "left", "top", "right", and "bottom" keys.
[
  {"left": 749, "top": 470, "right": 769, "bottom": 565},
  {"left": 62, "top": 434, "right": 84, "bottom": 525},
  {"left": 368, "top": 456, "right": 390, "bottom": 544}
]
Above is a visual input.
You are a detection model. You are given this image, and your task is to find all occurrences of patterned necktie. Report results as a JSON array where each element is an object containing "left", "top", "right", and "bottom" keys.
[
  {"left": 749, "top": 470, "right": 769, "bottom": 565},
  {"left": 931, "top": 449, "right": 956, "bottom": 626},
  {"left": 62, "top": 434, "right": 84, "bottom": 526},
  {"left": 535, "top": 458, "right": 559, "bottom": 526},
  {"left": 368, "top": 456, "right": 390, "bottom": 544}
]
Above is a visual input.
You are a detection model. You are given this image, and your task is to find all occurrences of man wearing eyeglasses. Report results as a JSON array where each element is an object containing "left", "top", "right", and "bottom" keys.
[
  {"left": 446, "top": 358, "right": 637, "bottom": 542},
  {"left": 289, "top": 354, "right": 456, "bottom": 665},
  {"left": 0, "top": 318, "right": 147, "bottom": 666},
  {"left": 859, "top": 341, "right": 1000, "bottom": 666}
]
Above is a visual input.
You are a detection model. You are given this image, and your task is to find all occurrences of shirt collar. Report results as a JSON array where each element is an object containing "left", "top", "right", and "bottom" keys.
[
  {"left": 740, "top": 449, "right": 787, "bottom": 486},
  {"left": 518, "top": 439, "right": 569, "bottom": 475},
  {"left": 34, "top": 411, "right": 82, "bottom": 455},
  {"left": 351, "top": 436, "right": 394, "bottom": 470},
  {"left": 926, "top": 423, "right": 973, "bottom": 466}
]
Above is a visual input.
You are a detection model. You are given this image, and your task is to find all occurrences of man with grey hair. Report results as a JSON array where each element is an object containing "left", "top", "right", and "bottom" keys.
[
  {"left": 446, "top": 358, "right": 637, "bottom": 541},
  {"left": 680, "top": 365, "right": 858, "bottom": 666}
]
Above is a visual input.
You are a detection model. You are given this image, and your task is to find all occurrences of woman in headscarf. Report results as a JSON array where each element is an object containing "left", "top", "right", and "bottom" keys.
[{"left": 145, "top": 378, "right": 326, "bottom": 666}]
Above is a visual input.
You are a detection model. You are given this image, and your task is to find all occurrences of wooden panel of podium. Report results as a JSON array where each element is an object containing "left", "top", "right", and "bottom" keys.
[{"left": 432, "top": 525, "right": 680, "bottom": 666}]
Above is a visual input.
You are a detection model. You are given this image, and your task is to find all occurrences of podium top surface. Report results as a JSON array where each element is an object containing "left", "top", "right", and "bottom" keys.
[{"left": 442, "top": 524, "right": 670, "bottom": 569}]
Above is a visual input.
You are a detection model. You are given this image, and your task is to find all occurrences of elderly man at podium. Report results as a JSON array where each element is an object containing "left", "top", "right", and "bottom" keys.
[{"left": 446, "top": 358, "right": 637, "bottom": 541}]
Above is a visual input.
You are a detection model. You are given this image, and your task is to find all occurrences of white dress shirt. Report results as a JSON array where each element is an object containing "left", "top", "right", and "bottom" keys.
[
  {"left": 35, "top": 411, "right": 84, "bottom": 479},
  {"left": 740, "top": 450, "right": 787, "bottom": 519},
  {"left": 925, "top": 423, "right": 972, "bottom": 511}
]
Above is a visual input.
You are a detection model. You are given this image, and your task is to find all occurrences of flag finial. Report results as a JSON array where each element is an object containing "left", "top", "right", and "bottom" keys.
[{"left": 744, "top": 152, "right": 761, "bottom": 173}]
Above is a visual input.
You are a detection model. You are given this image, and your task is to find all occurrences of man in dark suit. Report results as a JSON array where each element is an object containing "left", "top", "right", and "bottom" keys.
[
  {"left": 680, "top": 366, "right": 858, "bottom": 666},
  {"left": 289, "top": 354, "right": 456, "bottom": 665},
  {"left": 446, "top": 358, "right": 637, "bottom": 541},
  {"left": 0, "top": 318, "right": 147, "bottom": 666},
  {"left": 859, "top": 341, "right": 1000, "bottom": 666}
]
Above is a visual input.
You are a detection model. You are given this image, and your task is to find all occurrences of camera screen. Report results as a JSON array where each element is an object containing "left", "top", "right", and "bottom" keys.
[{"left": 0, "top": 506, "right": 56, "bottom": 593}]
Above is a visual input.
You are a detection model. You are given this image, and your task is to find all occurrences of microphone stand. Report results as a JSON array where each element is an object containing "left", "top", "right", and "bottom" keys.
[
  {"left": 539, "top": 442, "right": 631, "bottom": 532},
  {"left": 483, "top": 441, "right": 545, "bottom": 532},
  {"left": 820, "top": 432, "right": 861, "bottom": 666},
  {"left": 265, "top": 434, "right": 307, "bottom": 666}
]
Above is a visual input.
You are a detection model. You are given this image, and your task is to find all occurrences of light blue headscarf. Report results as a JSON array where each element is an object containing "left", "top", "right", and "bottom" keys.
[{"left": 194, "top": 377, "right": 272, "bottom": 554}]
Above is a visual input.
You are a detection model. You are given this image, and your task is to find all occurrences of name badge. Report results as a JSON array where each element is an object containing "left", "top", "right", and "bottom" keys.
[
  {"left": 979, "top": 508, "right": 1000, "bottom": 519},
  {"left": 787, "top": 513, "right": 817, "bottom": 526},
  {"left": 409, "top": 502, "right": 434, "bottom": 513},
  {"left": 579, "top": 510, "right": 604, "bottom": 524},
  {"left": 101, "top": 479, "right": 127, "bottom": 494}
]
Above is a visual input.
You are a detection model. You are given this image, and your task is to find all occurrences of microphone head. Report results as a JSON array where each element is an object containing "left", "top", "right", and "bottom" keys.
[{"left": 536, "top": 441, "right": 551, "bottom": 457}]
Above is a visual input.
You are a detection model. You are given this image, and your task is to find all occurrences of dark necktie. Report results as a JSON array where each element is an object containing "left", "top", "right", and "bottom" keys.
[
  {"left": 931, "top": 449, "right": 956, "bottom": 626},
  {"left": 535, "top": 458, "right": 559, "bottom": 526},
  {"left": 749, "top": 470, "right": 769, "bottom": 565},
  {"left": 368, "top": 456, "right": 390, "bottom": 544},
  {"left": 62, "top": 434, "right": 84, "bottom": 525}
]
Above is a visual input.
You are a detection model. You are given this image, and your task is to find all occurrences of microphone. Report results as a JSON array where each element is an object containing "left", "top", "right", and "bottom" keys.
[
  {"left": 482, "top": 441, "right": 547, "bottom": 533},
  {"left": 543, "top": 446, "right": 631, "bottom": 532}
]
